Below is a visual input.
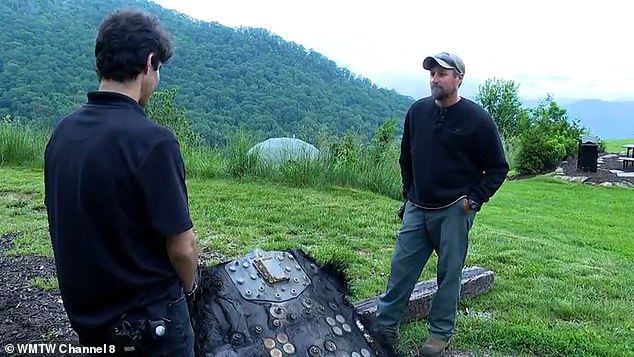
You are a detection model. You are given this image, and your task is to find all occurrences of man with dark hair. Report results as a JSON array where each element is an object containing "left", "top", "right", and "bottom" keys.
[
  {"left": 370, "top": 52, "right": 509, "bottom": 357},
  {"left": 44, "top": 9, "right": 198, "bottom": 356}
]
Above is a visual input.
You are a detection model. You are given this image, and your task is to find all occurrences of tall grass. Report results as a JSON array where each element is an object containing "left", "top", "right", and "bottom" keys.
[
  {"left": 2, "top": 117, "right": 509, "bottom": 202},
  {"left": 0, "top": 117, "right": 49, "bottom": 168},
  {"left": 182, "top": 145, "right": 225, "bottom": 179},
  {"left": 195, "top": 129, "right": 403, "bottom": 200},
  {"left": 2, "top": 115, "right": 525, "bottom": 203}
]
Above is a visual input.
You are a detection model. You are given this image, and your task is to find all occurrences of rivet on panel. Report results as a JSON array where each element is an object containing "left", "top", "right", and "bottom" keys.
[
  {"left": 283, "top": 343, "right": 296, "bottom": 354},
  {"left": 276, "top": 333, "right": 288, "bottom": 344},
  {"left": 308, "top": 345, "right": 321, "bottom": 357},
  {"left": 231, "top": 333, "right": 242, "bottom": 344},
  {"left": 336, "top": 314, "right": 345, "bottom": 323},
  {"left": 263, "top": 338, "right": 275, "bottom": 349}
]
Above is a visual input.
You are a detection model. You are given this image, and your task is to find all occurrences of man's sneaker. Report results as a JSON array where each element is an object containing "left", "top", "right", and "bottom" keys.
[{"left": 420, "top": 335, "right": 450, "bottom": 357}]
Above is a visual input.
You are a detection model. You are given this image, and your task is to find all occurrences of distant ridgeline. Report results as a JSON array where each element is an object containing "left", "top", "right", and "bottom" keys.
[{"left": 0, "top": 0, "right": 414, "bottom": 145}]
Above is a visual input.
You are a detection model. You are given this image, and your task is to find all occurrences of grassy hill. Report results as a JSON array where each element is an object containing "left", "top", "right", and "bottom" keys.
[
  {"left": 0, "top": 0, "right": 413, "bottom": 145},
  {"left": 2, "top": 166, "right": 632, "bottom": 356}
]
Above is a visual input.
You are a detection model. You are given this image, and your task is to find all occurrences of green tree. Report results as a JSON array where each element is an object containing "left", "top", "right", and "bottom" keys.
[
  {"left": 475, "top": 78, "right": 528, "bottom": 139},
  {"left": 516, "top": 94, "right": 585, "bottom": 175},
  {"left": 146, "top": 88, "right": 201, "bottom": 149}
]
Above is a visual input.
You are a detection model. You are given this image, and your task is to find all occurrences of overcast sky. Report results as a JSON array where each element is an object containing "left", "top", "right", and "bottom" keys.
[{"left": 152, "top": 0, "right": 633, "bottom": 101}]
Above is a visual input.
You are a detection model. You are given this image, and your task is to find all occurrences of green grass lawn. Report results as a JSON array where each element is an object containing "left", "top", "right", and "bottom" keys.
[
  {"left": 1, "top": 167, "right": 633, "bottom": 356},
  {"left": 603, "top": 138, "right": 634, "bottom": 154}
]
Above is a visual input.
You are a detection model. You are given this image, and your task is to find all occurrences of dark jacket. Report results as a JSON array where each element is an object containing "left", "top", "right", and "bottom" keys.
[{"left": 400, "top": 96, "right": 509, "bottom": 208}]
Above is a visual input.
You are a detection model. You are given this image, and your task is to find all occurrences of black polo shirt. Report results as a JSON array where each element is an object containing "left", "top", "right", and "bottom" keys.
[{"left": 44, "top": 91, "right": 193, "bottom": 343}]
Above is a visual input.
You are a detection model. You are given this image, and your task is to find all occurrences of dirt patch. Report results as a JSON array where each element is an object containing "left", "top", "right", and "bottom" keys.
[
  {"left": 559, "top": 154, "right": 634, "bottom": 186},
  {"left": 0, "top": 233, "right": 78, "bottom": 349},
  {"left": 0, "top": 233, "right": 498, "bottom": 356},
  {"left": 510, "top": 154, "right": 634, "bottom": 187}
]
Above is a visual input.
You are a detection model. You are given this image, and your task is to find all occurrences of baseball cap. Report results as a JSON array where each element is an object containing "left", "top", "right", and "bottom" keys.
[{"left": 423, "top": 52, "right": 465, "bottom": 75}]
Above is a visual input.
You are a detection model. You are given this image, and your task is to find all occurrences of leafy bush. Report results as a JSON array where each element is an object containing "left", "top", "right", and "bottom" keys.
[
  {"left": 368, "top": 117, "right": 399, "bottom": 164},
  {"left": 328, "top": 132, "right": 360, "bottom": 169},
  {"left": 516, "top": 134, "right": 566, "bottom": 175},
  {"left": 516, "top": 95, "right": 584, "bottom": 175}
]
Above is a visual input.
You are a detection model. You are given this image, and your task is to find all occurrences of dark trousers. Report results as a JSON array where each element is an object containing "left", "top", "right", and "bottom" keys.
[
  {"left": 376, "top": 199, "right": 476, "bottom": 339},
  {"left": 86, "top": 294, "right": 195, "bottom": 357}
]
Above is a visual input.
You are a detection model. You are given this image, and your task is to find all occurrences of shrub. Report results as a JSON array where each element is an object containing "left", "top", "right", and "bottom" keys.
[{"left": 516, "top": 95, "right": 584, "bottom": 175}]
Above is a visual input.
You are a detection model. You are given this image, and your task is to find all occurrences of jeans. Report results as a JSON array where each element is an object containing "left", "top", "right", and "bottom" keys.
[
  {"left": 376, "top": 199, "right": 475, "bottom": 339},
  {"left": 87, "top": 293, "right": 195, "bottom": 357}
]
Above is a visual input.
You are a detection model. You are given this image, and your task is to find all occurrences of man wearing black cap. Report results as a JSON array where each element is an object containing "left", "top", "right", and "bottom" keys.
[{"left": 371, "top": 52, "right": 508, "bottom": 356}]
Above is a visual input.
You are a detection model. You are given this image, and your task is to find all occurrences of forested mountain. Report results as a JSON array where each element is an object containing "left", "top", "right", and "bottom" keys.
[{"left": 0, "top": 0, "right": 415, "bottom": 145}]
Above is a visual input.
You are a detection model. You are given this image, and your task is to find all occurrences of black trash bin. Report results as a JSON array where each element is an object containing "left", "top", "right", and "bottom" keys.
[{"left": 577, "top": 135, "right": 599, "bottom": 172}]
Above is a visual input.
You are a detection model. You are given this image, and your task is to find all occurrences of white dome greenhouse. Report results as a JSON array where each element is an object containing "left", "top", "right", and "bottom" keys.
[{"left": 248, "top": 137, "right": 320, "bottom": 164}]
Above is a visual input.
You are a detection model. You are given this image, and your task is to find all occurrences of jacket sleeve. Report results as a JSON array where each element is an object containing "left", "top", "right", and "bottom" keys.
[
  {"left": 399, "top": 109, "right": 413, "bottom": 200},
  {"left": 469, "top": 114, "right": 509, "bottom": 205}
]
